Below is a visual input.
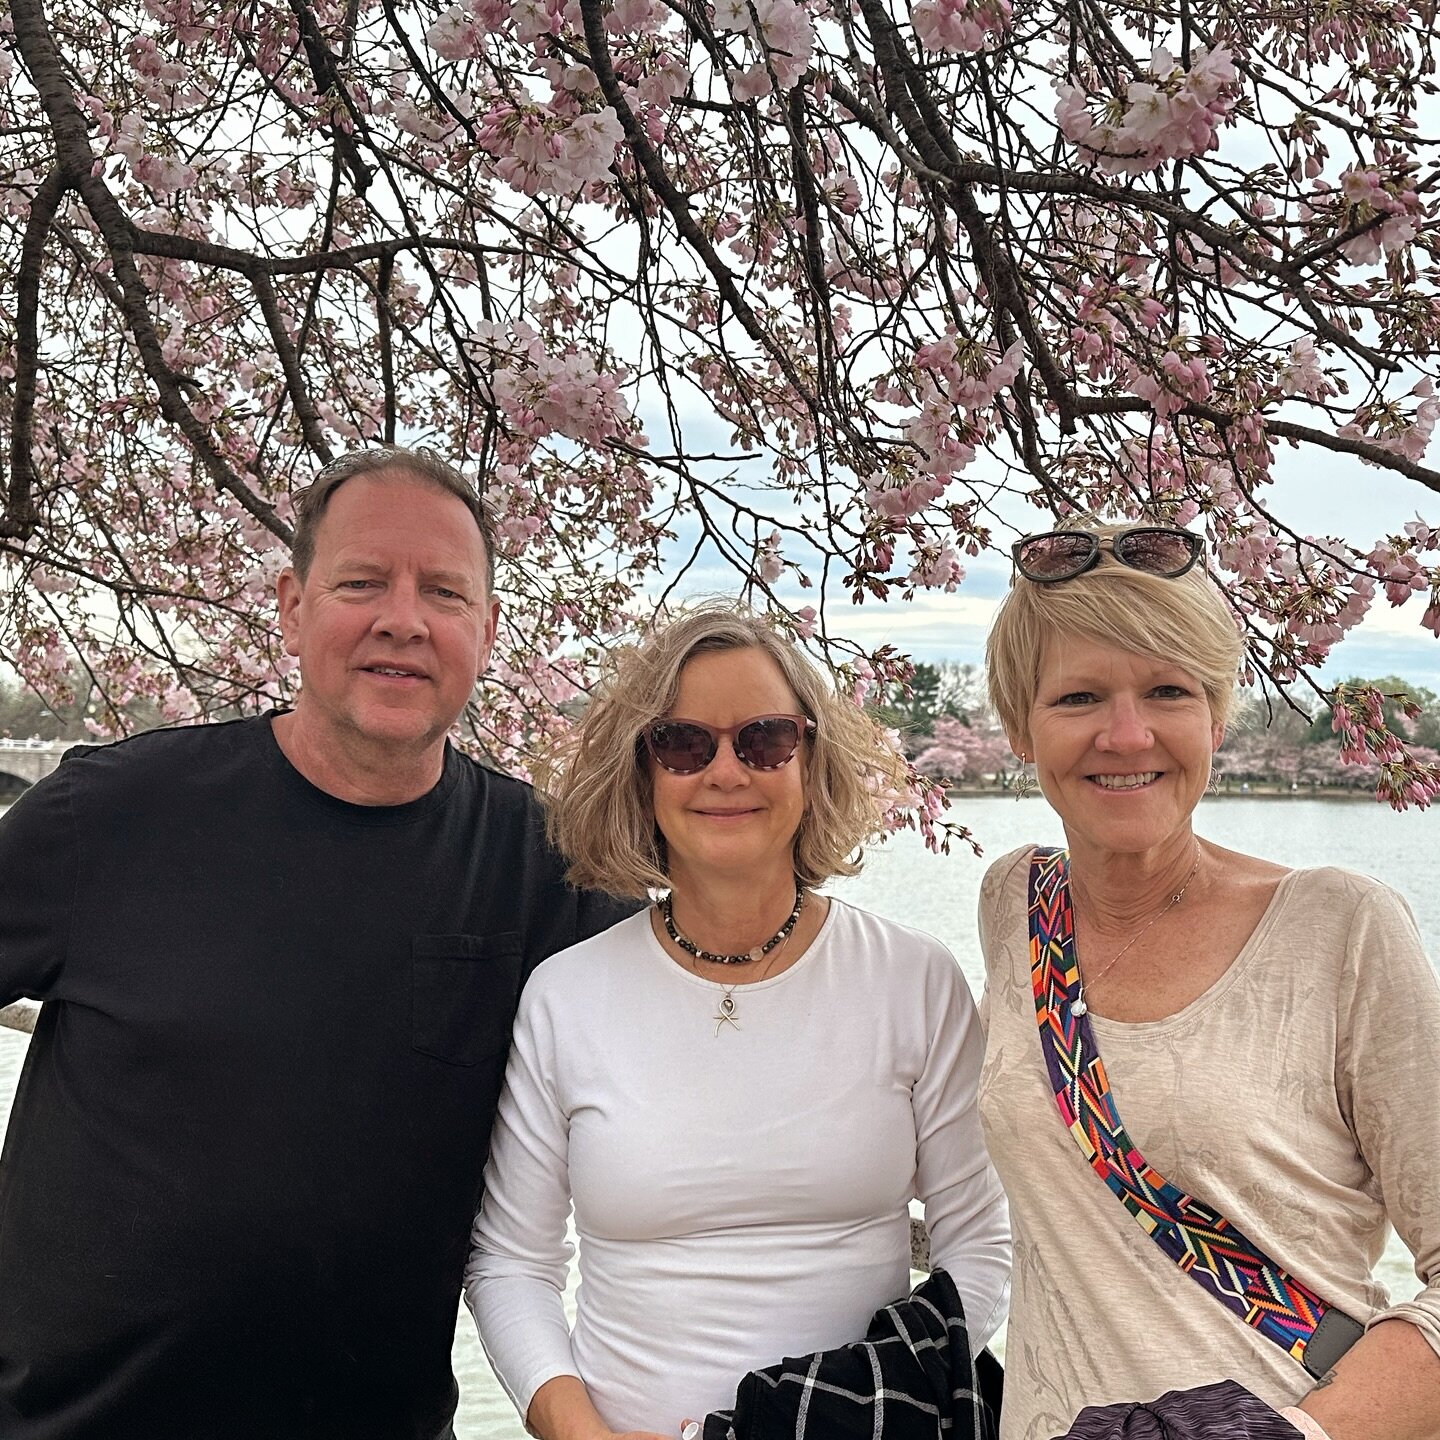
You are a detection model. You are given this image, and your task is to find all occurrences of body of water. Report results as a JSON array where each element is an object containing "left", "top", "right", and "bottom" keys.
[{"left": 1, "top": 795, "right": 1433, "bottom": 1436}]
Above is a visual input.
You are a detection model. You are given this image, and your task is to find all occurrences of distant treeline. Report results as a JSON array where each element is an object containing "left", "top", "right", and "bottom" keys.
[
  {"left": 5, "top": 661, "right": 1437, "bottom": 795},
  {"left": 876, "top": 663, "right": 1440, "bottom": 789},
  {"left": 0, "top": 671, "right": 173, "bottom": 743}
]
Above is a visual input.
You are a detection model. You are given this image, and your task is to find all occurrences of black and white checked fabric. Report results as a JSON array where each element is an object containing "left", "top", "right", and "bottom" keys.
[{"left": 702, "top": 1268, "right": 999, "bottom": 1440}]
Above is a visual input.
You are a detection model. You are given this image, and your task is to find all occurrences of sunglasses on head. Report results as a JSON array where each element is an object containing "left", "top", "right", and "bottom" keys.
[
  {"left": 1011, "top": 526, "right": 1203, "bottom": 584},
  {"left": 643, "top": 714, "right": 814, "bottom": 774}
]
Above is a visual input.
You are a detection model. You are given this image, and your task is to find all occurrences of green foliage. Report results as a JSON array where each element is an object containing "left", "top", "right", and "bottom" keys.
[
  {"left": 0, "top": 669, "right": 168, "bottom": 742},
  {"left": 875, "top": 661, "right": 989, "bottom": 743},
  {"left": 1301, "top": 676, "right": 1440, "bottom": 748}
]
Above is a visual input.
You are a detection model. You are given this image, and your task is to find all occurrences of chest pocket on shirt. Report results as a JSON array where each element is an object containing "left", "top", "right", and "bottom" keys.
[{"left": 411, "top": 933, "right": 523, "bottom": 1066}]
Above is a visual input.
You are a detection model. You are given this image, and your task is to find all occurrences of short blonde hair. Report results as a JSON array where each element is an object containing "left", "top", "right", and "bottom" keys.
[
  {"left": 537, "top": 603, "right": 910, "bottom": 898},
  {"left": 986, "top": 523, "right": 1243, "bottom": 741}
]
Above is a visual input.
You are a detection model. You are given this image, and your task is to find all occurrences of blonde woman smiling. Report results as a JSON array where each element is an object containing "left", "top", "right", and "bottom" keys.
[
  {"left": 466, "top": 604, "right": 1010, "bottom": 1440},
  {"left": 978, "top": 524, "right": 1440, "bottom": 1440}
]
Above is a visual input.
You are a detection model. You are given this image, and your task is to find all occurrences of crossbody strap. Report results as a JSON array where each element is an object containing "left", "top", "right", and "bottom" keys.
[{"left": 1028, "top": 846, "right": 1363, "bottom": 1379}]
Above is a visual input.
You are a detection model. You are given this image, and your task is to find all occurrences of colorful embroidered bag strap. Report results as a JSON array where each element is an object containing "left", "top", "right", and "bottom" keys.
[{"left": 1027, "top": 846, "right": 1363, "bottom": 1379}]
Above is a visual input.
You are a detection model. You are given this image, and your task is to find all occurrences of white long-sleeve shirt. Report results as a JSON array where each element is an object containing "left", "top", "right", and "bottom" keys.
[{"left": 465, "top": 901, "right": 1010, "bottom": 1436}]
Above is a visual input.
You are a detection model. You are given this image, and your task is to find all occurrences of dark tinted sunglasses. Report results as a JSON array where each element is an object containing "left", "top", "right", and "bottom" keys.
[
  {"left": 644, "top": 714, "right": 814, "bottom": 774},
  {"left": 1012, "top": 526, "right": 1203, "bottom": 584}
]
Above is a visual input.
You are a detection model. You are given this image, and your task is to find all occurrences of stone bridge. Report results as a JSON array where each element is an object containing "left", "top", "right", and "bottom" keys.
[{"left": 0, "top": 740, "right": 78, "bottom": 793}]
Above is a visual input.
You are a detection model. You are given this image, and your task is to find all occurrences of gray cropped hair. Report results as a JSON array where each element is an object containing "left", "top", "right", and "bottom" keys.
[{"left": 289, "top": 445, "right": 497, "bottom": 590}]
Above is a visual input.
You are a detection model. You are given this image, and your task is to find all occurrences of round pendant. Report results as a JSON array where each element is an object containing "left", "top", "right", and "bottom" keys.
[
  {"left": 749, "top": 947, "right": 765, "bottom": 962},
  {"left": 1072, "top": 996, "right": 1088, "bottom": 1016}
]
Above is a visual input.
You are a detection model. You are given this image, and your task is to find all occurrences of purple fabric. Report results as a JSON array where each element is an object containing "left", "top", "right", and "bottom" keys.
[{"left": 1056, "top": 1380, "right": 1303, "bottom": 1440}]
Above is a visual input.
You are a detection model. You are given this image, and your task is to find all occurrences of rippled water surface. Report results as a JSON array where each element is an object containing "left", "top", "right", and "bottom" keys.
[{"left": 1, "top": 796, "right": 1432, "bottom": 1436}]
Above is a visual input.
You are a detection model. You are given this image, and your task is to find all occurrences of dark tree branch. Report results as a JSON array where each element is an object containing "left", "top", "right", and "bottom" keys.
[{"left": 5, "top": 169, "right": 66, "bottom": 539}]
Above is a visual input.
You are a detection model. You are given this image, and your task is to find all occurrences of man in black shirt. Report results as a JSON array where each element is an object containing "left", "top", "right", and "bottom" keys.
[{"left": 0, "top": 448, "right": 634, "bottom": 1439}]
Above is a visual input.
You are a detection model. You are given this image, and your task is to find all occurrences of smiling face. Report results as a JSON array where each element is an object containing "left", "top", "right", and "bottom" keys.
[
  {"left": 1015, "top": 635, "right": 1224, "bottom": 859},
  {"left": 276, "top": 470, "right": 498, "bottom": 794},
  {"left": 650, "top": 647, "right": 809, "bottom": 891}
]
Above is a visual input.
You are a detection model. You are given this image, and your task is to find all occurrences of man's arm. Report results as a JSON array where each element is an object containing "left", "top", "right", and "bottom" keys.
[{"left": 0, "top": 763, "right": 78, "bottom": 1007}]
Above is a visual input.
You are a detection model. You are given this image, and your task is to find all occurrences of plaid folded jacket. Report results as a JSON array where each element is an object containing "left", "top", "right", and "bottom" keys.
[{"left": 701, "top": 1268, "right": 999, "bottom": 1440}]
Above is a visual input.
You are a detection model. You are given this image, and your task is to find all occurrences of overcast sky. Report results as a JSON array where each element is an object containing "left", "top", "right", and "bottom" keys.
[{"left": 651, "top": 400, "right": 1440, "bottom": 692}]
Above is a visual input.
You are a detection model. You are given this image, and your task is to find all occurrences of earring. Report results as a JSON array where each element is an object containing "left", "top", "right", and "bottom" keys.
[
  {"left": 1206, "top": 769, "right": 1221, "bottom": 797},
  {"left": 1014, "top": 752, "right": 1035, "bottom": 802}
]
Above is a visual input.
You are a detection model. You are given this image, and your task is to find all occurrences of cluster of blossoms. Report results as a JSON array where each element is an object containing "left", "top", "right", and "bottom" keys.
[
  {"left": 426, "top": 0, "right": 556, "bottom": 56},
  {"left": 102, "top": 112, "right": 198, "bottom": 194},
  {"left": 1366, "top": 522, "right": 1440, "bottom": 634},
  {"left": 1279, "top": 337, "right": 1337, "bottom": 400},
  {"left": 1056, "top": 46, "right": 1238, "bottom": 177},
  {"left": 1069, "top": 289, "right": 1166, "bottom": 382},
  {"left": 1126, "top": 340, "right": 1216, "bottom": 422},
  {"left": 1332, "top": 684, "right": 1440, "bottom": 810},
  {"left": 1337, "top": 381, "right": 1440, "bottom": 466},
  {"left": 475, "top": 101, "right": 625, "bottom": 197},
  {"left": 863, "top": 472, "right": 949, "bottom": 521},
  {"left": 755, "top": 530, "right": 786, "bottom": 584},
  {"left": 1333, "top": 168, "right": 1422, "bottom": 265},
  {"left": 906, "top": 543, "right": 965, "bottom": 592},
  {"left": 469, "top": 320, "right": 637, "bottom": 448},
  {"left": 863, "top": 338, "right": 1021, "bottom": 518},
  {"left": 713, "top": 0, "right": 815, "bottom": 97},
  {"left": 910, "top": 0, "right": 1012, "bottom": 55}
]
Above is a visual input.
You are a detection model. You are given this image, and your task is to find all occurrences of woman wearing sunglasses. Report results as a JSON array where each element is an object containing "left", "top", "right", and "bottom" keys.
[
  {"left": 978, "top": 523, "right": 1440, "bottom": 1439},
  {"left": 465, "top": 603, "right": 1011, "bottom": 1440}
]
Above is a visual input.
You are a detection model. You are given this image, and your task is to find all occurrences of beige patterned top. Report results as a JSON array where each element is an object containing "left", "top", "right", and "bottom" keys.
[{"left": 977, "top": 846, "right": 1440, "bottom": 1440}]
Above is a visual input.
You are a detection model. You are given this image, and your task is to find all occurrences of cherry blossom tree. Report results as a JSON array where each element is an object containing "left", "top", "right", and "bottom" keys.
[
  {"left": 4, "top": 0, "right": 1440, "bottom": 812},
  {"left": 912, "top": 714, "right": 1012, "bottom": 783}
]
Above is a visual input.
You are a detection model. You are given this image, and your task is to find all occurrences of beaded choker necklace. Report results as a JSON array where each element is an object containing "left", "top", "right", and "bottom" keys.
[{"left": 661, "top": 885, "right": 805, "bottom": 965}]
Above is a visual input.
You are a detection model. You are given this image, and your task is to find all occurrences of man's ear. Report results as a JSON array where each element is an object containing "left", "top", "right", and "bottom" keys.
[
  {"left": 476, "top": 595, "right": 501, "bottom": 680},
  {"left": 277, "top": 567, "right": 303, "bottom": 658}
]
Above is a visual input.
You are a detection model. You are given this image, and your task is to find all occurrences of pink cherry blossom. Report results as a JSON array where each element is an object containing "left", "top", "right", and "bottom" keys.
[
  {"left": 1057, "top": 45, "right": 1238, "bottom": 176},
  {"left": 911, "top": 0, "right": 1011, "bottom": 56}
]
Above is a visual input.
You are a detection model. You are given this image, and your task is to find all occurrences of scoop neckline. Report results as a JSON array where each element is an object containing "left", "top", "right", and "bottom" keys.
[
  {"left": 1077, "top": 864, "right": 1304, "bottom": 1039},
  {"left": 641, "top": 893, "right": 842, "bottom": 994}
]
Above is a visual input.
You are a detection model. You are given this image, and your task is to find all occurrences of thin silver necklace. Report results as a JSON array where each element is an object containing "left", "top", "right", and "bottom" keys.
[{"left": 1072, "top": 844, "right": 1202, "bottom": 1017}]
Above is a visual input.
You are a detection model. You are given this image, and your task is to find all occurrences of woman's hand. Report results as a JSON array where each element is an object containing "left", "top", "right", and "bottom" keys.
[
  {"left": 525, "top": 1376, "right": 689, "bottom": 1440},
  {"left": 1279, "top": 1408, "right": 1333, "bottom": 1440}
]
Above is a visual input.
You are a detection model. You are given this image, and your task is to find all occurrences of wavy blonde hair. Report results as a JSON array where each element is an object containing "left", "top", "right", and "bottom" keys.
[
  {"left": 986, "top": 522, "right": 1243, "bottom": 742},
  {"left": 537, "top": 604, "right": 910, "bottom": 898}
]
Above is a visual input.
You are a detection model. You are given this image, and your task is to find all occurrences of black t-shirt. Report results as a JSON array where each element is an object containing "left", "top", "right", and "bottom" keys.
[{"left": 0, "top": 717, "right": 635, "bottom": 1439}]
